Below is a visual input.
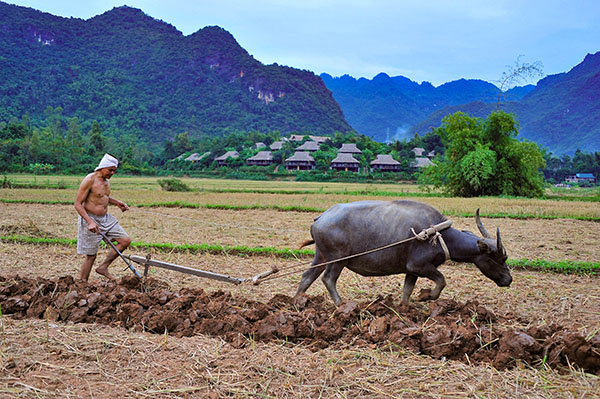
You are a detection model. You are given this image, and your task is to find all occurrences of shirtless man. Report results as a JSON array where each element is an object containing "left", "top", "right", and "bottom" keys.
[{"left": 74, "top": 153, "right": 131, "bottom": 281}]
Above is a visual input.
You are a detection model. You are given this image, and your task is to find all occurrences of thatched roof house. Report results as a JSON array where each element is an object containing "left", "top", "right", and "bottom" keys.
[
  {"left": 285, "top": 151, "right": 315, "bottom": 170},
  {"left": 270, "top": 141, "right": 284, "bottom": 150},
  {"left": 289, "top": 134, "right": 329, "bottom": 143},
  {"left": 412, "top": 147, "right": 426, "bottom": 157},
  {"left": 215, "top": 150, "right": 239, "bottom": 166},
  {"left": 370, "top": 154, "right": 401, "bottom": 171},
  {"left": 246, "top": 151, "right": 274, "bottom": 166},
  {"left": 412, "top": 157, "right": 434, "bottom": 168},
  {"left": 338, "top": 143, "right": 362, "bottom": 154},
  {"left": 330, "top": 153, "right": 360, "bottom": 172},
  {"left": 296, "top": 140, "right": 320, "bottom": 152}
]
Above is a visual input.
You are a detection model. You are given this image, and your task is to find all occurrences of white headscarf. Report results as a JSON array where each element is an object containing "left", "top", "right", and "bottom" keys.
[{"left": 95, "top": 153, "right": 119, "bottom": 171}]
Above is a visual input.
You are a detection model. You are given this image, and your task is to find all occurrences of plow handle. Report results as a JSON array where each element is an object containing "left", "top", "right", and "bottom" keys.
[{"left": 99, "top": 231, "right": 142, "bottom": 279}]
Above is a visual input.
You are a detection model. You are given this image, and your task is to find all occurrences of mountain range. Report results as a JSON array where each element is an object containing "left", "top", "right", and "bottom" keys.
[
  {"left": 0, "top": 2, "right": 351, "bottom": 144},
  {"left": 1, "top": 1, "right": 598, "bottom": 155},
  {"left": 322, "top": 52, "right": 600, "bottom": 155}
]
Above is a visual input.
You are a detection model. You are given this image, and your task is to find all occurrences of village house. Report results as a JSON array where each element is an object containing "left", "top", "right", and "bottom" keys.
[
  {"left": 254, "top": 142, "right": 266, "bottom": 149},
  {"left": 285, "top": 151, "right": 315, "bottom": 170},
  {"left": 565, "top": 173, "right": 596, "bottom": 184},
  {"left": 269, "top": 141, "right": 284, "bottom": 151},
  {"left": 412, "top": 157, "right": 434, "bottom": 168},
  {"left": 412, "top": 147, "right": 426, "bottom": 157},
  {"left": 370, "top": 154, "right": 401, "bottom": 172},
  {"left": 330, "top": 153, "right": 360, "bottom": 172},
  {"left": 296, "top": 140, "right": 320, "bottom": 152},
  {"left": 337, "top": 143, "right": 362, "bottom": 154},
  {"left": 215, "top": 150, "right": 239, "bottom": 166},
  {"left": 188, "top": 152, "right": 210, "bottom": 163},
  {"left": 176, "top": 152, "right": 210, "bottom": 163},
  {"left": 289, "top": 134, "right": 329, "bottom": 143},
  {"left": 246, "top": 151, "right": 274, "bottom": 166}
]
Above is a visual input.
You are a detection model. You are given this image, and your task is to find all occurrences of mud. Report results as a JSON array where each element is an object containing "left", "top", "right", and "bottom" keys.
[{"left": 1, "top": 274, "right": 598, "bottom": 375}]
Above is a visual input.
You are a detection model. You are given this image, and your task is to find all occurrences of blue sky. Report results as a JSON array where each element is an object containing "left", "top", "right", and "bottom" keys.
[{"left": 7, "top": 0, "right": 600, "bottom": 87}]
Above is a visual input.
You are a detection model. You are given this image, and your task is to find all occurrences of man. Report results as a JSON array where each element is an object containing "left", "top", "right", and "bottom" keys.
[{"left": 74, "top": 153, "right": 131, "bottom": 281}]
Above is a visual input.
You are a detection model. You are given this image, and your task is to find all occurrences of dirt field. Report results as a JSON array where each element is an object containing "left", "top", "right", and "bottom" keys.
[{"left": 1, "top": 194, "right": 599, "bottom": 398}]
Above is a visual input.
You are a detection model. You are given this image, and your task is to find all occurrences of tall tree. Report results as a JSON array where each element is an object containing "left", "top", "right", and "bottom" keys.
[
  {"left": 419, "top": 111, "right": 545, "bottom": 197},
  {"left": 88, "top": 121, "right": 105, "bottom": 156}
]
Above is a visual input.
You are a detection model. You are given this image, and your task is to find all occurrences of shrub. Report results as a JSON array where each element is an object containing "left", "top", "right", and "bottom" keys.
[
  {"left": 1, "top": 175, "right": 13, "bottom": 188},
  {"left": 157, "top": 178, "right": 191, "bottom": 192}
]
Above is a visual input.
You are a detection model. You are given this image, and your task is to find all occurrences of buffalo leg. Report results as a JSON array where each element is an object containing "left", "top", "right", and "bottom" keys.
[
  {"left": 401, "top": 273, "right": 418, "bottom": 305},
  {"left": 321, "top": 262, "right": 345, "bottom": 305},
  {"left": 296, "top": 250, "right": 326, "bottom": 295},
  {"left": 416, "top": 265, "right": 446, "bottom": 301}
]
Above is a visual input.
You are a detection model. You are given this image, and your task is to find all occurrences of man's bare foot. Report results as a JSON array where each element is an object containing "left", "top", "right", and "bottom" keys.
[{"left": 96, "top": 267, "right": 115, "bottom": 280}]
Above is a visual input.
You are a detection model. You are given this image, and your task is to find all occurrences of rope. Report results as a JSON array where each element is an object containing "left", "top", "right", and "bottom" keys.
[{"left": 255, "top": 235, "right": 419, "bottom": 283}]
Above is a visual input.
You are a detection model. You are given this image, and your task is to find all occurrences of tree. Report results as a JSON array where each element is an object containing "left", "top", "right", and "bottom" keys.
[
  {"left": 419, "top": 111, "right": 545, "bottom": 197},
  {"left": 88, "top": 121, "right": 105, "bottom": 155},
  {"left": 496, "top": 56, "right": 543, "bottom": 110}
]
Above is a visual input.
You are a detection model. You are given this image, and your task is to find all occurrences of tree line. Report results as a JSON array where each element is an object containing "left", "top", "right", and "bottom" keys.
[{"left": 1, "top": 110, "right": 598, "bottom": 197}]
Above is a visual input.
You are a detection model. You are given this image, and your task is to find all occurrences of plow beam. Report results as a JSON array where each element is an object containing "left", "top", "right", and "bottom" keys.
[{"left": 127, "top": 255, "right": 244, "bottom": 285}]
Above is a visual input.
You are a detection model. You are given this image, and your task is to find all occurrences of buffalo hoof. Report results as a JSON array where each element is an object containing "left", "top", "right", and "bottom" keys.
[{"left": 416, "top": 288, "right": 433, "bottom": 301}]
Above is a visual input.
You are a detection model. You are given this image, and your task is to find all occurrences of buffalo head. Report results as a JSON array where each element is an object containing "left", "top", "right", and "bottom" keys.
[{"left": 472, "top": 209, "right": 512, "bottom": 287}]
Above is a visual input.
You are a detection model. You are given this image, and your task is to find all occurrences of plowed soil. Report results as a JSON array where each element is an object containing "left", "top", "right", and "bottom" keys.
[
  {"left": 1, "top": 199, "right": 599, "bottom": 397},
  {"left": 1, "top": 274, "right": 598, "bottom": 376}
]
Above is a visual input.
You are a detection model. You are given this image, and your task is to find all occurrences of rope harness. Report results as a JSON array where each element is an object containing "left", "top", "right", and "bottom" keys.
[{"left": 410, "top": 219, "right": 452, "bottom": 261}]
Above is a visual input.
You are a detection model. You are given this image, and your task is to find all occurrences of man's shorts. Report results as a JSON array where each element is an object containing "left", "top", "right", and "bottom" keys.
[{"left": 77, "top": 213, "right": 128, "bottom": 255}]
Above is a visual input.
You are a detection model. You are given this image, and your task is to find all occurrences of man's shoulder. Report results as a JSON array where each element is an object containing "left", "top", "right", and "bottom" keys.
[{"left": 80, "top": 172, "right": 100, "bottom": 186}]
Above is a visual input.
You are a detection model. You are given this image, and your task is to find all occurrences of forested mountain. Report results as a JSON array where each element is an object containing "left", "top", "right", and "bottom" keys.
[
  {"left": 0, "top": 2, "right": 352, "bottom": 146},
  {"left": 406, "top": 52, "right": 600, "bottom": 154},
  {"left": 324, "top": 52, "right": 600, "bottom": 155},
  {"left": 320, "top": 73, "right": 533, "bottom": 143}
]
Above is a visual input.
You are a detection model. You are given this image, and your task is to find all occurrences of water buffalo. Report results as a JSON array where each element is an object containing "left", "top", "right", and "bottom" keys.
[{"left": 295, "top": 200, "right": 511, "bottom": 305}]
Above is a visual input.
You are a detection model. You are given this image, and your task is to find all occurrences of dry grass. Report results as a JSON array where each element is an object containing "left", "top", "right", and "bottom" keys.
[
  {"left": 1, "top": 184, "right": 599, "bottom": 398},
  {"left": 2, "top": 317, "right": 597, "bottom": 399}
]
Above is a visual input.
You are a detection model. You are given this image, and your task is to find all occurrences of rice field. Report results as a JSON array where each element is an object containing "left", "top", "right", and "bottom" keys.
[{"left": 0, "top": 175, "right": 599, "bottom": 398}]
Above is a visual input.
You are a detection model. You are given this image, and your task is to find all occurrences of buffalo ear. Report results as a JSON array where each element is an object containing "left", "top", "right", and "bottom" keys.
[{"left": 477, "top": 240, "right": 491, "bottom": 254}]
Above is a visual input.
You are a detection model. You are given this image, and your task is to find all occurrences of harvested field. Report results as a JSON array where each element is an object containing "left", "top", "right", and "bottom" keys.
[
  {"left": 1, "top": 183, "right": 599, "bottom": 398},
  {"left": 1, "top": 202, "right": 599, "bottom": 262}
]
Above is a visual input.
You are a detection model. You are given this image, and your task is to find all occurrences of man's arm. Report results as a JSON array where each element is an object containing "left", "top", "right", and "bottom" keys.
[
  {"left": 74, "top": 175, "right": 98, "bottom": 232},
  {"left": 108, "top": 196, "right": 129, "bottom": 212}
]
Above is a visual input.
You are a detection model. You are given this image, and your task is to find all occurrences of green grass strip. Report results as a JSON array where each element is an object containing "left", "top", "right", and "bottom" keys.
[
  {"left": 3, "top": 198, "right": 598, "bottom": 221},
  {"left": 2, "top": 234, "right": 598, "bottom": 276},
  {"left": 508, "top": 259, "right": 600, "bottom": 275}
]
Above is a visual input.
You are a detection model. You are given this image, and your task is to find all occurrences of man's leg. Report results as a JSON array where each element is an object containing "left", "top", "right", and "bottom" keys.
[
  {"left": 80, "top": 254, "right": 96, "bottom": 281},
  {"left": 96, "top": 236, "right": 131, "bottom": 279}
]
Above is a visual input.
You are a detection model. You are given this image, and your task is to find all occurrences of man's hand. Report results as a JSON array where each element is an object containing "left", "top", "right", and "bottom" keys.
[
  {"left": 117, "top": 200, "right": 129, "bottom": 212},
  {"left": 88, "top": 220, "right": 99, "bottom": 234}
]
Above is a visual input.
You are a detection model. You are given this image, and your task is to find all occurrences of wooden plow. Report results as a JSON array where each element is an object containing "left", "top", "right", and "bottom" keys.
[{"left": 124, "top": 254, "right": 279, "bottom": 285}]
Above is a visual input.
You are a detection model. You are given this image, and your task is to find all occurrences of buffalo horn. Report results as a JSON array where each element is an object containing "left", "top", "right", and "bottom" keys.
[
  {"left": 497, "top": 228, "right": 505, "bottom": 253},
  {"left": 475, "top": 208, "right": 492, "bottom": 238}
]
